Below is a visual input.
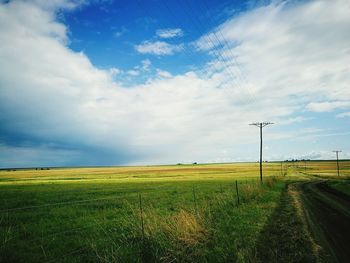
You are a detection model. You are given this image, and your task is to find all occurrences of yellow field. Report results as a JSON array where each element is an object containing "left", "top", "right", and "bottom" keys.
[
  {"left": 1, "top": 161, "right": 349, "bottom": 185},
  {"left": 0, "top": 163, "right": 278, "bottom": 184}
]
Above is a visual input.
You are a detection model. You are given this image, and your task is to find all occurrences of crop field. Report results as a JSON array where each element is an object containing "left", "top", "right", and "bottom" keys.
[{"left": 0, "top": 161, "right": 349, "bottom": 263}]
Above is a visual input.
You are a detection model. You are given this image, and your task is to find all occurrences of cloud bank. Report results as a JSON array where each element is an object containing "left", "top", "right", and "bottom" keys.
[{"left": 0, "top": 0, "right": 349, "bottom": 167}]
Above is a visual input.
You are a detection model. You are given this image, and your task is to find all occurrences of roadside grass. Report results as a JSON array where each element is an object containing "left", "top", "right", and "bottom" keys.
[
  {"left": 298, "top": 161, "right": 350, "bottom": 178},
  {"left": 326, "top": 180, "right": 350, "bottom": 196},
  {"left": 255, "top": 184, "right": 317, "bottom": 263}
]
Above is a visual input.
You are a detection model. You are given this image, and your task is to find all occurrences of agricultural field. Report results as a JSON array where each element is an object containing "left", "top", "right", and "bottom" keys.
[{"left": 0, "top": 161, "right": 349, "bottom": 263}]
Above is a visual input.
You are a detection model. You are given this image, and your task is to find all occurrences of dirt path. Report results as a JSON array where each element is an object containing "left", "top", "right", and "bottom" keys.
[{"left": 298, "top": 180, "right": 350, "bottom": 263}]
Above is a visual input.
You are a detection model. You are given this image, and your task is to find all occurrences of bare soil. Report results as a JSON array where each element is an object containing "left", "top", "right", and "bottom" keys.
[{"left": 299, "top": 180, "right": 350, "bottom": 263}]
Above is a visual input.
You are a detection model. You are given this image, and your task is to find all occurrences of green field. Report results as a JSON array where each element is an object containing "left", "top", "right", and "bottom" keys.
[{"left": 0, "top": 161, "right": 349, "bottom": 263}]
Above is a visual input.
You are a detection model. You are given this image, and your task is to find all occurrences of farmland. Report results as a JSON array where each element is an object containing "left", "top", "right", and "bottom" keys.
[{"left": 0, "top": 161, "right": 349, "bottom": 263}]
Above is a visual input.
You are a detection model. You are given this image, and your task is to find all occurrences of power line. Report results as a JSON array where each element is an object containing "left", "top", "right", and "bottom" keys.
[
  {"left": 140, "top": 0, "right": 241, "bottom": 103},
  {"left": 137, "top": 0, "right": 256, "bottom": 109},
  {"left": 189, "top": 2, "right": 261, "bottom": 119},
  {"left": 332, "top": 150, "right": 342, "bottom": 176},
  {"left": 199, "top": 0, "right": 255, "bottom": 99},
  {"left": 175, "top": 0, "right": 252, "bottom": 102},
  {"left": 249, "top": 122, "right": 274, "bottom": 183}
]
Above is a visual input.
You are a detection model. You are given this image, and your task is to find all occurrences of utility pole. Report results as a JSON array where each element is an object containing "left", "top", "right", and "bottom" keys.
[
  {"left": 332, "top": 150, "right": 342, "bottom": 176},
  {"left": 249, "top": 122, "right": 274, "bottom": 183}
]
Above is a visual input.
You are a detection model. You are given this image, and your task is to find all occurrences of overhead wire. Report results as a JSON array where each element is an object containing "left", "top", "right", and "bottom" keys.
[
  {"left": 176, "top": 0, "right": 256, "bottom": 106},
  {"left": 157, "top": 0, "right": 255, "bottom": 111},
  {"left": 200, "top": 0, "right": 257, "bottom": 103},
  {"left": 135, "top": 0, "right": 209, "bottom": 78},
  {"left": 135, "top": 0, "right": 257, "bottom": 111},
  {"left": 139, "top": 0, "right": 249, "bottom": 104}
]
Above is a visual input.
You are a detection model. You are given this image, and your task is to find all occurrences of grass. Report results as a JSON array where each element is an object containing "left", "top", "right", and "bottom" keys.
[
  {"left": 326, "top": 180, "right": 350, "bottom": 196},
  {"left": 0, "top": 162, "right": 349, "bottom": 262},
  {"left": 255, "top": 184, "right": 317, "bottom": 263}
]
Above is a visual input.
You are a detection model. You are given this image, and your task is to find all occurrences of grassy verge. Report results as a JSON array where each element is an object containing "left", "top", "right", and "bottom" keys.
[{"left": 326, "top": 180, "right": 350, "bottom": 196}]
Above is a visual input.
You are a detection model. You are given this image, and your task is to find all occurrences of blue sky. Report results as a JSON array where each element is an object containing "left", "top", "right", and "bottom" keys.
[
  {"left": 64, "top": 0, "right": 246, "bottom": 81},
  {"left": 0, "top": 0, "right": 349, "bottom": 167}
]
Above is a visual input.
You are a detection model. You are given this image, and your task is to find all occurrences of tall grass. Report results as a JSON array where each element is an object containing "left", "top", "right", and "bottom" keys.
[{"left": 85, "top": 178, "right": 281, "bottom": 263}]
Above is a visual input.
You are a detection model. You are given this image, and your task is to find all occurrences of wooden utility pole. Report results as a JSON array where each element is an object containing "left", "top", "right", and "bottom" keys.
[
  {"left": 249, "top": 122, "right": 273, "bottom": 183},
  {"left": 333, "top": 150, "right": 342, "bottom": 176}
]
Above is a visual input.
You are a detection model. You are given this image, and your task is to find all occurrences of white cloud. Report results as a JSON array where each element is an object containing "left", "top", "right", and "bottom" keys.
[
  {"left": 193, "top": 33, "right": 216, "bottom": 51},
  {"left": 336, "top": 112, "right": 350, "bottom": 118},
  {"left": 127, "top": 69, "right": 139, "bottom": 76},
  {"left": 1, "top": 0, "right": 350, "bottom": 166},
  {"left": 300, "top": 128, "right": 326, "bottom": 134},
  {"left": 286, "top": 150, "right": 336, "bottom": 160},
  {"left": 156, "top": 69, "right": 172, "bottom": 78},
  {"left": 279, "top": 116, "right": 310, "bottom": 125},
  {"left": 135, "top": 41, "right": 183, "bottom": 55},
  {"left": 156, "top": 28, "right": 183, "bottom": 38},
  {"left": 26, "top": 0, "right": 82, "bottom": 10},
  {"left": 109, "top": 67, "right": 121, "bottom": 76},
  {"left": 141, "top": 59, "right": 151, "bottom": 71},
  {"left": 306, "top": 101, "right": 350, "bottom": 112},
  {"left": 196, "top": 0, "right": 350, "bottom": 113}
]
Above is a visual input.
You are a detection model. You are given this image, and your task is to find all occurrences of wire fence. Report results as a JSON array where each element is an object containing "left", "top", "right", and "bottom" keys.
[
  {"left": 0, "top": 177, "right": 272, "bottom": 262},
  {"left": 1, "top": 162, "right": 348, "bottom": 262}
]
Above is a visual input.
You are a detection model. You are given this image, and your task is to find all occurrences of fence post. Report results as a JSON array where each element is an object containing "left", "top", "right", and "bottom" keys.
[
  {"left": 235, "top": 180, "right": 240, "bottom": 206},
  {"left": 139, "top": 193, "right": 145, "bottom": 242},
  {"left": 192, "top": 186, "right": 198, "bottom": 214}
]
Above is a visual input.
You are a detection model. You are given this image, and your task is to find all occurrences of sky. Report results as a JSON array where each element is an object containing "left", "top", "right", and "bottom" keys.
[{"left": 0, "top": 0, "right": 349, "bottom": 168}]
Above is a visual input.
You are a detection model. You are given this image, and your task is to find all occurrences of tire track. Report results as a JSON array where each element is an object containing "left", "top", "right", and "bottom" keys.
[{"left": 299, "top": 180, "right": 350, "bottom": 263}]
